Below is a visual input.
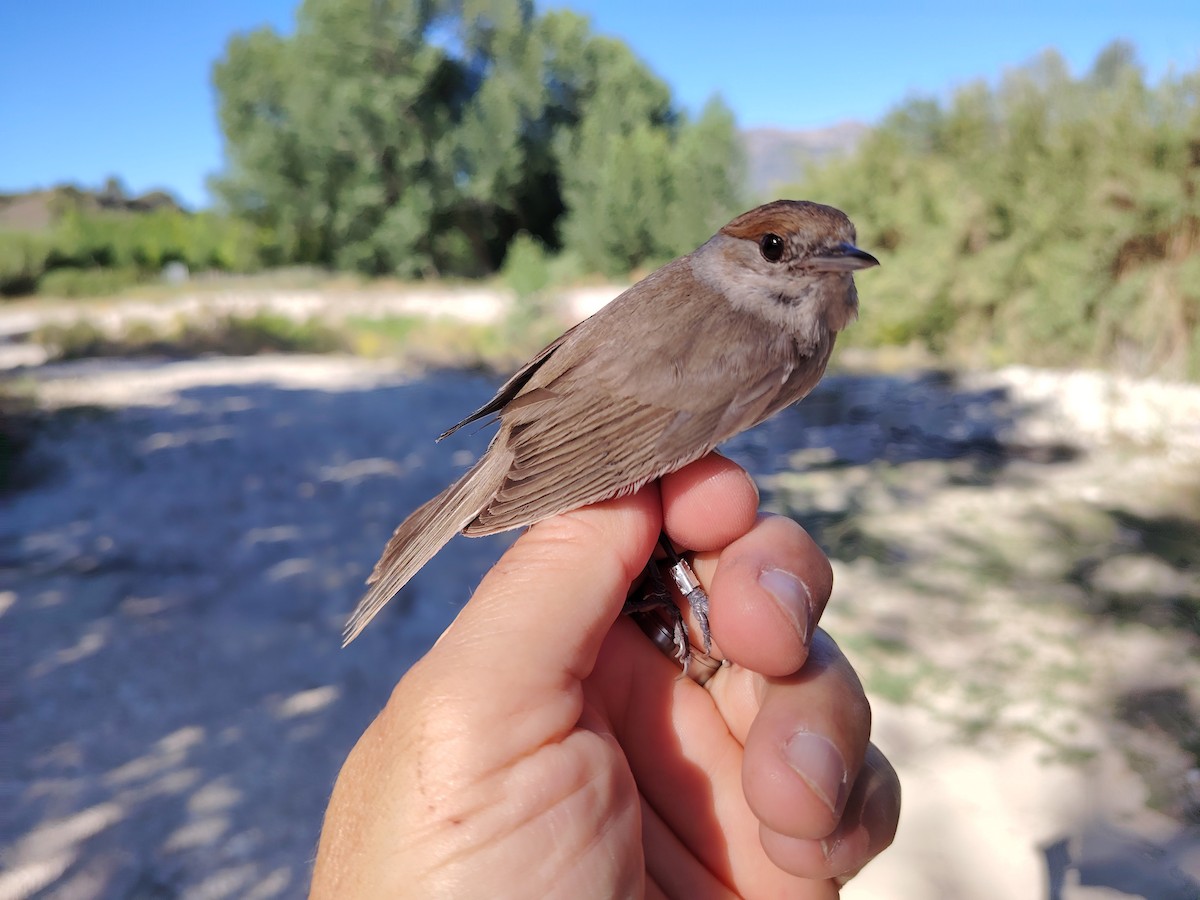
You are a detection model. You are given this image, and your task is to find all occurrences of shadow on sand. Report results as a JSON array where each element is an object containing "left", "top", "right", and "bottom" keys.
[{"left": 2, "top": 361, "right": 1197, "bottom": 896}]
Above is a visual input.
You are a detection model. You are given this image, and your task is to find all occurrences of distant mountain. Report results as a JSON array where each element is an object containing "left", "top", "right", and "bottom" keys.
[{"left": 742, "top": 122, "right": 869, "bottom": 197}]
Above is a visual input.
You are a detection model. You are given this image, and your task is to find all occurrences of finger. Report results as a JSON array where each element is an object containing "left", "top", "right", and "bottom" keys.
[
  {"left": 595, "top": 620, "right": 891, "bottom": 897},
  {"left": 401, "top": 482, "right": 661, "bottom": 795},
  {"left": 435, "top": 485, "right": 662, "bottom": 694},
  {"left": 316, "top": 487, "right": 664, "bottom": 897},
  {"left": 591, "top": 618, "right": 768, "bottom": 896},
  {"left": 659, "top": 452, "right": 760, "bottom": 553},
  {"left": 742, "top": 630, "right": 873, "bottom": 844},
  {"left": 594, "top": 544, "right": 846, "bottom": 897},
  {"left": 696, "top": 514, "right": 833, "bottom": 679},
  {"left": 444, "top": 450, "right": 754, "bottom": 688},
  {"left": 412, "top": 453, "right": 753, "bottom": 777},
  {"left": 609, "top": 512, "right": 835, "bottom": 744},
  {"left": 760, "top": 745, "right": 901, "bottom": 881}
]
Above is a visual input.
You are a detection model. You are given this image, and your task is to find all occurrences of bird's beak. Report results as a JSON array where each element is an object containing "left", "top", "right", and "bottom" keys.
[{"left": 810, "top": 242, "right": 880, "bottom": 272}]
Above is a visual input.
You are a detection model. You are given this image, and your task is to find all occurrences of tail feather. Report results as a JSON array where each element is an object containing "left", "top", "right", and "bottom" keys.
[{"left": 343, "top": 452, "right": 507, "bottom": 644}]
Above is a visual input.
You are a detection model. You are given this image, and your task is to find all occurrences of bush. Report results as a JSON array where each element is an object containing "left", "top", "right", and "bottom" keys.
[
  {"left": 35, "top": 320, "right": 123, "bottom": 359},
  {"left": 0, "top": 231, "right": 55, "bottom": 296},
  {"left": 35, "top": 313, "right": 346, "bottom": 361},
  {"left": 791, "top": 43, "right": 1200, "bottom": 379},
  {"left": 501, "top": 232, "right": 553, "bottom": 300},
  {"left": 0, "top": 199, "right": 269, "bottom": 299},
  {"left": 37, "top": 267, "right": 145, "bottom": 298},
  {"left": 178, "top": 313, "right": 345, "bottom": 355}
]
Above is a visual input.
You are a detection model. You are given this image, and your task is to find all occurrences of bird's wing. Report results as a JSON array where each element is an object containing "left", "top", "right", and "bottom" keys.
[
  {"left": 464, "top": 318, "right": 833, "bottom": 535},
  {"left": 437, "top": 323, "right": 582, "bottom": 440}
]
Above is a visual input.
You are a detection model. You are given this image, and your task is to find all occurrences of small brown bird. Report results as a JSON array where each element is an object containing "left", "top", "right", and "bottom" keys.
[{"left": 346, "top": 200, "right": 877, "bottom": 648}]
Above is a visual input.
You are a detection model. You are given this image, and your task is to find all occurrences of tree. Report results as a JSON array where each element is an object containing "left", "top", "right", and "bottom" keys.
[
  {"left": 210, "top": 0, "right": 744, "bottom": 278},
  {"left": 213, "top": 0, "right": 464, "bottom": 274},
  {"left": 663, "top": 97, "right": 746, "bottom": 258},
  {"left": 791, "top": 42, "right": 1200, "bottom": 378}
]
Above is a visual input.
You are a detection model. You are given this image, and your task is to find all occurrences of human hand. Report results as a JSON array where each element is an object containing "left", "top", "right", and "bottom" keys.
[{"left": 312, "top": 453, "right": 899, "bottom": 898}]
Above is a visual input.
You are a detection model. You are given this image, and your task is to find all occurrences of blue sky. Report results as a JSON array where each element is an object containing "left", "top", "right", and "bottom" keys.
[{"left": 1, "top": 1, "right": 1195, "bottom": 209}]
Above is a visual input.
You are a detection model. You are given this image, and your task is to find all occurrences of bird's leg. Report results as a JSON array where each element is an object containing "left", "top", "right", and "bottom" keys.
[
  {"left": 622, "top": 534, "right": 712, "bottom": 669},
  {"left": 657, "top": 536, "right": 712, "bottom": 655},
  {"left": 624, "top": 557, "right": 691, "bottom": 666}
]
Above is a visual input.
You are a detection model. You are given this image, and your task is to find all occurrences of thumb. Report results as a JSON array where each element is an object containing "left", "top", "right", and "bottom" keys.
[{"left": 425, "top": 483, "right": 662, "bottom": 697}]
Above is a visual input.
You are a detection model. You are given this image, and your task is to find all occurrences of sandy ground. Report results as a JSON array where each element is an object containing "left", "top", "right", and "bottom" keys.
[{"left": 3, "top": 343, "right": 1199, "bottom": 898}]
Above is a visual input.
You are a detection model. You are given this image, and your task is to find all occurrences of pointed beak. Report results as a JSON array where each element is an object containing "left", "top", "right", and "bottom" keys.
[{"left": 810, "top": 242, "right": 880, "bottom": 273}]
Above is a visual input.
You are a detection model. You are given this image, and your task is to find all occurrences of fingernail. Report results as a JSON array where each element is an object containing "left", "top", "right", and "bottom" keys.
[
  {"left": 739, "top": 467, "right": 761, "bottom": 504},
  {"left": 820, "top": 802, "right": 859, "bottom": 863},
  {"left": 821, "top": 836, "right": 844, "bottom": 863},
  {"left": 824, "top": 760, "right": 897, "bottom": 872},
  {"left": 783, "top": 731, "right": 849, "bottom": 817},
  {"left": 759, "top": 568, "right": 813, "bottom": 644}
]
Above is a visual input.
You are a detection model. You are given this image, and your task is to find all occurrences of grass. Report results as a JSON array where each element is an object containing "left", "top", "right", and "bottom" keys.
[
  {"left": 10, "top": 254, "right": 586, "bottom": 371},
  {"left": 34, "top": 313, "right": 348, "bottom": 361},
  {"left": 342, "top": 311, "right": 563, "bottom": 370},
  {"left": 26, "top": 266, "right": 372, "bottom": 302},
  {"left": 26, "top": 298, "right": 568, "bottom": 377},
  {"left": 36, "top": 266, "right": 148, "bottom": 298}
]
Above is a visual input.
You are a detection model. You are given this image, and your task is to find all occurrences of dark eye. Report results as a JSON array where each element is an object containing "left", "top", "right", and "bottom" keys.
[{"left": 760, "top": 233, "right": 785, "bottom": 262}]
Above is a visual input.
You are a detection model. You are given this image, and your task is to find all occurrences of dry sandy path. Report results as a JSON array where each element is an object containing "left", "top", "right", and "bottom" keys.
[{"left": 3, "top": 352, "right": 1198, "bottom": 899}]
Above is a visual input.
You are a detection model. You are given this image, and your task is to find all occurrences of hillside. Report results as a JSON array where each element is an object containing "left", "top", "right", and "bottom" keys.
[{"left": 0, "top": 181, "right": 185, "bottom": 233}]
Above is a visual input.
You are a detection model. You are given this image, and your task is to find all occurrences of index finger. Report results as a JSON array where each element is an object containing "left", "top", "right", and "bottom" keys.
[{"left": 659, "top": 452, "right": 761, "bottom": 552}]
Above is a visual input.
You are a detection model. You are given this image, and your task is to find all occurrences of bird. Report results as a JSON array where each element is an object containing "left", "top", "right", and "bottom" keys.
[{"left": 345, "top": 199, "right": 878, "bottom": 652}]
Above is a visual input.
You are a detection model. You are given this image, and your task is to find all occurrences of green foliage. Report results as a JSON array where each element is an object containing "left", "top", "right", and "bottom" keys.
[
  {"left": 663, "top": 98, "right": 747, "bottom": 257},
  {"left": 501, "top": 231, "right": 553, "bottom": 299},
  {"left": 792, "top": 43, "right": 1200, "bottom": 378},
  {"left": 182, "top": 313, "right": 346, "bottom": 355},
  {"left": 35, "top": 313, "right": 345, "bottom": 361},
  {"left": 211, "top": 0, "right": 745, "bottom": 278},
  {"left": 34, "top": 320, "right": 125, "bottom": 359},
  {"left": 342, "top": 314, "right": 423, "bottom": 356},
  {"left": 37, "top": 267, "right": 145, "bottom": 298},
  {"left": 0, "top": 231, "right": 55, "bottom": 294},
  {"left": 32, "top": 305, "right": 554, "bottom": 373},
  {"left": 344, "top": 314, "right": 555, "bottom": 370},
  {"left": 49, "top": 207, "right": 264, "bottom": 273},
  {"left": 0, "top": 195, "right": 267, "bottom": 298},
  {"left": 540, "top": 22, "right": 746, "bottom": 274},
  {"left": 499, "top": 232, "right": 581, "bottom": 356}
]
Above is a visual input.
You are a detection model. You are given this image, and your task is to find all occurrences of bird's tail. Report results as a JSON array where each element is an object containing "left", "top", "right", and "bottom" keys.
[{"left": 343, "top": 451, "right": 507, "bottom": 644}]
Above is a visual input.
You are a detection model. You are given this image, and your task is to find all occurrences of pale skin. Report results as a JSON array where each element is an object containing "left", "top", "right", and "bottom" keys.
[{"left": 312, "top": 454, "right": 900, "bottom": 898}]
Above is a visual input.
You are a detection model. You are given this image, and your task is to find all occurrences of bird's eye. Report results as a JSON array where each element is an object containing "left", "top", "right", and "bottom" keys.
[{"left": 759, "top": 233, "right": 785, "bottom": 262}]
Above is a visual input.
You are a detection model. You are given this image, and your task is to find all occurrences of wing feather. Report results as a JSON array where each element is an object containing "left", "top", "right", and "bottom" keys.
[{"left": 458, "top": 277, "right": 838, "bottom": 536}]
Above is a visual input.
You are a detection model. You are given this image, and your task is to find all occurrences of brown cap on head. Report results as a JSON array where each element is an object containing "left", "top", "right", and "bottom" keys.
[
  {"left": 721, "top": 200, "right": 855, "bottom": 244},
  {"left": 720, "top": 200, "right": 878, "bottom": 272}
]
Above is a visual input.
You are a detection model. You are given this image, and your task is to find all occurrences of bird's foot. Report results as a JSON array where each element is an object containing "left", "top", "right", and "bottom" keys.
[{"left": 623, "top": 536, "right": 712, "bottom": 670}]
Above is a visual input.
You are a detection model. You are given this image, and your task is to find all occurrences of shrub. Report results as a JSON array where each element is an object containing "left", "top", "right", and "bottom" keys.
[
  {"left": 37, "top": 267, "right": 145, "bottom": 298},
  {"left": 0, "top": 231, "right": 54, "bottom": 296}
]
